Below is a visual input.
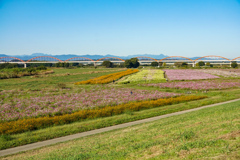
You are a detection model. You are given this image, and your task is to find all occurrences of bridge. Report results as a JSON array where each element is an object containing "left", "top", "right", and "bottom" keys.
[{"left": 0, "top": 55, "right": 239, "bottom": 68}]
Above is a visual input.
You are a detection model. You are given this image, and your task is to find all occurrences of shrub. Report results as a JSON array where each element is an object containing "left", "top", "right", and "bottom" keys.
[
  {"left": 206, "top": 62, "right": 211, "bottom": 66},
  {"left": 37, "top": 65, "right": 47, "bottom": 70},
  {"left": 57, "top": 83, "right": 67, "bottom": 89}
]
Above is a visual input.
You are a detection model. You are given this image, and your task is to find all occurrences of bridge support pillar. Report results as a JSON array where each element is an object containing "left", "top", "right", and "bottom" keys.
[
  {"left": 230, "top": 62, "right": 232, "bottom": 67},
  {"left": 192, "top": 62, "right": 195, "bottom": 67},
  {"left": 24, "top": 63, "right": 27, "bottom": 68}
]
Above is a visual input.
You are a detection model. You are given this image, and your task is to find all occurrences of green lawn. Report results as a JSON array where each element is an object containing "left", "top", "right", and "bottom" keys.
[{"left": 2, "top": 99, "right": 240, "bottom": 159}]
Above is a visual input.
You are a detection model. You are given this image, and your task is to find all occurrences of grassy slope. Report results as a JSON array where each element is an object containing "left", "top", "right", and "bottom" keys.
[
  {"left": 1, "top": 89, "right": 240, "bottom": 150},
  {"left": 2, "top": 100, "right": 240, "bottom": 160}
]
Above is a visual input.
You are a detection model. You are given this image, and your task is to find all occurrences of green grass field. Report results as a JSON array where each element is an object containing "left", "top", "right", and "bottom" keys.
[
  {"left": 0, "top": 68, "right": 124, "bottom": 90},
  {"left": 2, "top": 99, "right": 239, "bottom": 160}
]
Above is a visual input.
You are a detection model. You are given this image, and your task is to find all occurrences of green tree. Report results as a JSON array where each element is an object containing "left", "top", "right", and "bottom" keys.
[
  {"left": 198, "top": 61, "right": 205, "bottom": 66},
  {"left": 231, "top": 61, "right": 238, "bottom": 68},
  {"left": 124, "top": 58, "right": 140, "bottom": 68},
  {"left": 131, "top": 58, "right": 140, "bottom": 68},
  {"left": 151, "top": 61, "right": 159, "bottom": 67},
  {"left": 102, "top": 60, "right": 113, "bottom": 68},
  {"left": 162, "top": 62, "right": 167, "bottom": 67},
  {"left": 64, "top": 62, "right": 70, "bottom": 68},
  {"left": 124, "top": 59, "right": 132, "bottom": 68}
]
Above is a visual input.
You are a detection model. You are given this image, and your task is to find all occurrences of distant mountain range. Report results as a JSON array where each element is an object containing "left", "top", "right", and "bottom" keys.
[
  {"left": 0, "top": 53, "right": 171, "bottom": 60},
  {"left": 1, "top": 53, "right": 234, "bottom": 61}
]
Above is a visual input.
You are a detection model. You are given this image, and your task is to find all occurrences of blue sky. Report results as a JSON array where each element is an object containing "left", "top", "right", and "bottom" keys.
[{"left": 0, "top": 0, "right": 240, "bottom": 58}]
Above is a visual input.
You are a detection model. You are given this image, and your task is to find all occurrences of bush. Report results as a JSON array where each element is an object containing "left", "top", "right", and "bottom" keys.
[
  {"left": 206, "top": 62, "right": 211, "bottom": 66},
  {"left": 37, "top": 65, "right": 47, "bottom": 70},
  {"left": 57, "top": 83, "right": 67, "bottom": 89}
]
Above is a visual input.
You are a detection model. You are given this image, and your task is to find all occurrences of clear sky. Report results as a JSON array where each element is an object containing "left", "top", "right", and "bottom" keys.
[{"left": 0, "top": 0, "right": 240, "bottom": 58}]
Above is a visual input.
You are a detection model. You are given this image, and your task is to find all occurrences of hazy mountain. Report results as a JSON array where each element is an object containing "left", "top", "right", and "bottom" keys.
[
  {"left": 0, "top": 54, "right": 8, "bottom": 57},
  {"left": 2, "top": 53, "right": 169, "bottom": 60}
]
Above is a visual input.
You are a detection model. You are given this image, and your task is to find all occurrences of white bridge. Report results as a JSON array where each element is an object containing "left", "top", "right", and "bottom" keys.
[{"left": 0, "top": 55, "right": 239, "bottom": 68}]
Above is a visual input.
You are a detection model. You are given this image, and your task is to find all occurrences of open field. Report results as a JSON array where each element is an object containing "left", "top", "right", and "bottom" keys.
[
  {"left": 0, "top": 67, "right": 240, "bottom": 156},
  {"left": 0, "top": 68, "right": 125, "bottom": 90},
  {"left": 1, "top": 98, "right": 239, "bottom": 159}
]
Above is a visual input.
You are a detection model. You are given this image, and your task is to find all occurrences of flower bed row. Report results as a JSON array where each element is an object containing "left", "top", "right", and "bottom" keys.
[
  {"left": 0, "top": 88, "right": 180, "bottom": 122},
  {"left": 118, "top": 69, "right": 166, "bottom": 84},
  {"left": 144, "top": 79, "right": 240, "bottom": 90},
  {"left": 75, "top": 69, "right": 139, "bottom": 84},
  {"left": 164, "top": 69, "right": 219, "bottom": 81},
  {"left": 197, "top": 69, "right": 240, "bottom": 77},
  {"left": 0, "top": 95, "right": 207, "bottom": 135}
]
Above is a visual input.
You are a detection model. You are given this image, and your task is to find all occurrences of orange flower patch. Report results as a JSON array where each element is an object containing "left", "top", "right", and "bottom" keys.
[{"left": 75, "top": 69, "right": 139, "bottom": 84}]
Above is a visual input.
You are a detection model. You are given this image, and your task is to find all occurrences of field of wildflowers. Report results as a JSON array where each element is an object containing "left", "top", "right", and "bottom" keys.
[
  {"left": 197, "top": 69, "right": 240, "bottom": 77},
  {"left": 0, "top": 87, "right": 180, "bottom": 122},
  {"left": 75, "top": 69, "right": 139, "bottom": 84},
  {"left": 0, "top": 95, "right": 206, "bottom": 135},
  {"left": 145, "top": 79, "right": 240, "bottom": 90},
  {"left": 164, "top": 69, "right": 219, "bottom": 81},
  {"left": 1, "top": 67, "right": 240, "bottom": 150},
  {"left": 118, "top": 69, "right": 166, "bottom": 84}
]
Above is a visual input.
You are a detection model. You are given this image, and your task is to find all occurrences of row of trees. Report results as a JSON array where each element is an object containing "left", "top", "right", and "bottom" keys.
[
  {"left": 102, "top": 58, "right": 140, "bottom": 68},
  {"left": 195, "top": 61, "right": 238, "bottom": 68}
]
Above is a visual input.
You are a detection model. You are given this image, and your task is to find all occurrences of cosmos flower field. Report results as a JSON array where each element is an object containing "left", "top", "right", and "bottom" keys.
[
  {"left": 163, "top": 69, "right": 220, "bottom": 81},
  {"left": 196, "top": 69, "right": 240, "bottom": 77},
  {"left": 144, "top": 79, "right": 240, "bottom": 90},
  {"left": 0, "top": 87, "right": 180, "bottom": 122}
]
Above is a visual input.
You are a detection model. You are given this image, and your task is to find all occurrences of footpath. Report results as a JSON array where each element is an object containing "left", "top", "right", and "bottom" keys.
[{"left": 1, "top": 98, "right": 240, "bottom": 157}]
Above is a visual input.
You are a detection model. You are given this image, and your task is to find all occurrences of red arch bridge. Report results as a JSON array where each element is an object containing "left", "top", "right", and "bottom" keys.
[{"left": 0, "top": 55, "right": 239, "bottom": 68}]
